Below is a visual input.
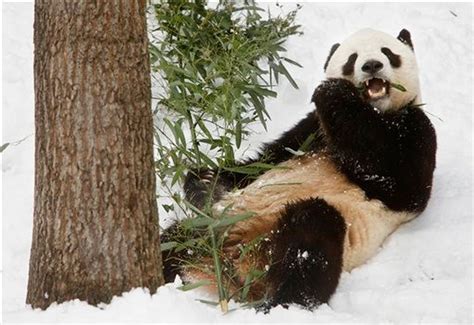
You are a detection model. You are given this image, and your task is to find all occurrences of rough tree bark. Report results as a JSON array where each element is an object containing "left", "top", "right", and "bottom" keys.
[{"left": 27, "top": 0, "right": 164, "bottom": 309}]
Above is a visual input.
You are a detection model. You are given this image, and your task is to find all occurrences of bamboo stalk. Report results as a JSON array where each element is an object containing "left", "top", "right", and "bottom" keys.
[{"left": 209, "top": 226, "right": 228, "bottom": 313}]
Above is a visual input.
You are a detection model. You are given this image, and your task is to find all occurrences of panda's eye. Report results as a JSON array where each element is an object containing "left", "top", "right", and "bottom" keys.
[
  {"left": 381, "top": 47, "right": 401, "bottom": 68},
  {"left": 342, "top": 53, "right": 358, "bottom": 75}
]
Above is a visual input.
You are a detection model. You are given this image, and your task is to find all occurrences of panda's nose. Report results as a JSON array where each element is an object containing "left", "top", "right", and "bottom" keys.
[{"left": 361, "top": 60, "right": 384, "bottom": 74}]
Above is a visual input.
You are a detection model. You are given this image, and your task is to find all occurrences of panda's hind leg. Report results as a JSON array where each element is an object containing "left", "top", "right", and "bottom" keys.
[
  {"left": 160, "top": 219, "right": 208, "bottom": 284},
  {"left": 161, "top": 221, "right": 189, "bottom": 283},
  {"left": 264, "top": 197, "right": 346, "bottom": 310}
]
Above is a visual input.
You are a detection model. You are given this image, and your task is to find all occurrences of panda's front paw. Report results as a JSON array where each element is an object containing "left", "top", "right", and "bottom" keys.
[
  {"left": 183, "top": 168, "right": 217, "bottom": 209},
  {"left": 184, "top": 168, "right": 214, "bottom": 190},
  {"left": 199, "top": 169, "right": 216, "bottom": 185},
  {"left": 311, "top": 78, "right": 363, "bottom": 108}
]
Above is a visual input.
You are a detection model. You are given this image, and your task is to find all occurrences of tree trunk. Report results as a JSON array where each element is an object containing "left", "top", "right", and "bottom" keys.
[{"left": 27, "top": 0, "right": 164, "bottom": 310}]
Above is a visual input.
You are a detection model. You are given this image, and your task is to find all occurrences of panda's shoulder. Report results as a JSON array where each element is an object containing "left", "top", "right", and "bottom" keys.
[
  {"left": 397, "top": 106, "right": 437, "bottom": 150},
  {"left": 400, "top": 106, "right": 436, "bottom": 134}
]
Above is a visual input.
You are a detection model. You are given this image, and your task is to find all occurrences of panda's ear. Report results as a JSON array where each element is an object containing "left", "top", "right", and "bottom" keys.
[
  {"left": 397, "top": 29, "right": 414, "bottom": 50},
  {"left": 324, "top": 43, "right": 340, "bottom": 71}
]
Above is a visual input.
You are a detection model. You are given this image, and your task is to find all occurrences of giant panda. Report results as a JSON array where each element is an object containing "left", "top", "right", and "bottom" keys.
[{"left": 161, "top": 28, "right": 437, "bottom": 311}]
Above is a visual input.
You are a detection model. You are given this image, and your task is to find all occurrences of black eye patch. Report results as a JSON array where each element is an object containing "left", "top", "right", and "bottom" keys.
[
  {"left": 381, "top": 47, "right": 401, "bottom": 68},
  {"left": 342, "top": 53, "right": 358, "bottom": 75}
]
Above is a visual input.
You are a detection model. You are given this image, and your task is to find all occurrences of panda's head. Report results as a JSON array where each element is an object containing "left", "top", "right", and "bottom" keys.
[{"left": 324, "top": 28, "right": 420, "bottom": 111}]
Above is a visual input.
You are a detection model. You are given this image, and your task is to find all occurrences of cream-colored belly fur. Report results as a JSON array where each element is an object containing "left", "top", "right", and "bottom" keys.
[{"left": 213, "top": 152, "right": 416, "bottom": 271}]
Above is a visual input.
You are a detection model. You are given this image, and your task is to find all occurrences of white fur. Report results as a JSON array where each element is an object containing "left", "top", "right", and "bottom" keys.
[
  {"left": 214, "top": 153, "right": 417, "bottom": 272},
  {"left": 325, "top": 28, "right": 421, "bottom": 111}
]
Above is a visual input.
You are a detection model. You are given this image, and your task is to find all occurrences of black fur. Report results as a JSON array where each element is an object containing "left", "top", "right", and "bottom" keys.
[
  {"left": 183, "top": 169, "right": 235, "bottom": 210},
  {"left": 312, "top": 78, "right": 436, "bottom": 212},
  {"left": 397, "top": 28, "right": 414, "bottom": 50},
  {"left": 324, "top": 43, "right": 340, "bottom": 71},
  {"left": 161, "top": 222, "right": 186, "bottom": 283},
  {"left": 342, "top": 53, "right": 358, "bottom": 75},
  {"left": 263, "top": 198, "right": 346, "bottom": 310},
  {"left": 381, "top": 47, "right": 402, "bottom": 68}
]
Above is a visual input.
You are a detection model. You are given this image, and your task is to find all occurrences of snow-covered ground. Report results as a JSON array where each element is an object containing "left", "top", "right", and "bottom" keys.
[{"left": 2, "top": 2, "right": 472, "bottom": 323}]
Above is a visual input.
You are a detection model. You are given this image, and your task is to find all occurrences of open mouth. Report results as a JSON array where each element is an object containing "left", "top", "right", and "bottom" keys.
[{"left": 362, "top": 78, "right": 390, "bottom": 100}]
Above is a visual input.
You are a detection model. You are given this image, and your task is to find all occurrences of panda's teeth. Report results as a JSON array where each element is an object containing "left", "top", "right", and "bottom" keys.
[{"left": 368, "top": 86, "right": 387, "bottom": 98}]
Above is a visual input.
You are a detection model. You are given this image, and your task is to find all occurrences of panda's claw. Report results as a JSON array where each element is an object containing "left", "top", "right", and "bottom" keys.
[
  {"left": 197, "top": 169, "right": 216, "bottom": 185},
  {"left": 201, "top": 178, "right": 212, "bottom": 185},
  {"left": 201, "top": 170, "right": 215, "bottom": 179}
]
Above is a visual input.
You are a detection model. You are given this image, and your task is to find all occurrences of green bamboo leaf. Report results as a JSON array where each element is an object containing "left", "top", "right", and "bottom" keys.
[
  {"left": 241, "top": 273, "right": 253, "bottom": 301},
  {"left": 199, "top": 153, "right": 219, "bottom": 169},
  {"left": 178, "top": 280, "right": 212, "bottom": 291},
  {"left": 391, "top": 82, "right": 407, "bottom": 92},
  {"left": 162, "top": 204, "right": 174, "bottom": 213},
  {"left": 182, "top": 216, "right": 215, "bottom": 229},
  {"left": 171, "top": 165, "right": 184, "bottom": 186},
  {"left": 222, "top": 162, "right": 285, "bottom": 175},
  {"left": 163, "top": 118, "right": 178, "bottom": 143},
  {"left": 209, "top": 226, "right": 227, "bottom": 306},
  {"left": 160, "top": 241, "right": 178, "bottom": 252},
  {"left": 195, "top": 299, "right": 219, "bottom": 306},
  {"left": 248, "top": 94, "right": 267, "bottom": 130},
  {"left": 282, "top": 57, "right": 303, "bottom": 67},
  {"left": 269, "top": 60, "right": 280, "bottom": 83},
  {"left": 235, "top": 121, "right": 242, "bottom": 149},
  {"left": 174, "top": 122, "right": 187, "bottom": 146},
  {"left": 211, "top": 212, "right": 255, "bottom": 229},
  {"left": 252, "top": 86, "right": 277, "bottom": 97},
  {"left": 184, "top": 201, "right": 213, "bottom": 219},
  {"left": 247, "top": 162, "right": 288, "bottom": 170},
  {"left": 197, "top": 119, "right": 213, "bottom": 140},
  {"left": 298, "top": 133, "right": 316, "bottom": 152},
  {"left": 0, "top": 143, "right": 10, "bottom": 153},
  {"left": 278, "top": 62, "right": 298, "bottom": 89}
]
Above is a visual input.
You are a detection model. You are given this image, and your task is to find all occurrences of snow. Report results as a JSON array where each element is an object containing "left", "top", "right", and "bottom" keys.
[{"left": 2, "top": 1, "right": 472, "bottom": 323}]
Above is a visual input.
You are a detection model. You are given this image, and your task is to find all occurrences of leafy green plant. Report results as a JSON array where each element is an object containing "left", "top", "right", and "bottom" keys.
[{"left": 149, "top": 0, "right": 302, "bottom": 311}]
